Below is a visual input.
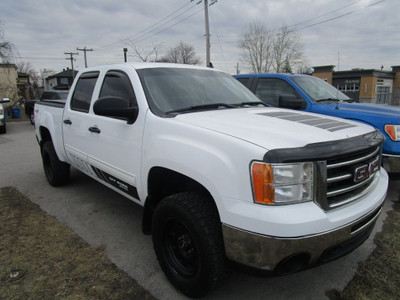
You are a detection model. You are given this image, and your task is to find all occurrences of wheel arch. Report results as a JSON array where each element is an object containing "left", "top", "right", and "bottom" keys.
[
  {"left": 142, "top": 166, "right": 218, "bottom": 234},
  {"left": 39, "top": 126, "right": 52, "bottom": 149}
]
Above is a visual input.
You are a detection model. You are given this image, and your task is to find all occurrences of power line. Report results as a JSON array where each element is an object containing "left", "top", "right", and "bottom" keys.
[
  {"left": 98, "top": 1, "right": 196, "bottom": 49},
  {"left": 127, "top": 3, "right": 197, "bottom": 43},
  {"left": 211, "top": 0, "right": 387, "bottom": 45},
  {"left": 16, "top": 56, "right": 65, "bottom": 60},
  {"left": 130, "top": 6, "right": 204, "bottom": 45},
  {"left": 286, "top": 0, "right": 364, "bottom": 30},
  {"left": 200, "top": 0, "right": 366, "bottom": 39},
  {"left": 293, "top": 0, "right": 387, "bottom": 32}
]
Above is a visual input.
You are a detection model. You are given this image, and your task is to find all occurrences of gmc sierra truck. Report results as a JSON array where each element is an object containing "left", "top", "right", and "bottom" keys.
[
  {"left": 234, "top": 73, "right": 400, "bottom": 172},
  {"left": 35, "top": 63, "right": 389, "bottom": 298}
]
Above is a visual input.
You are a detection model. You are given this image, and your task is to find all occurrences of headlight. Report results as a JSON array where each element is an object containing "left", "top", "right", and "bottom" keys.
[
  {"left": 384, "top": 125, "right": 400, "bottom": 141},
  {"left": 251, "top": 162, "right": 314, "bottom": 205}
]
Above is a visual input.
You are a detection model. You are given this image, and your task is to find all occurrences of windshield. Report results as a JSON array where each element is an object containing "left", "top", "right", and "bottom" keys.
[
  {"left": 292, "top": 76, "right": 351, "bottom": 103},
  {"left": 137, "top": 68, "right": 262, "bottom": 116}
]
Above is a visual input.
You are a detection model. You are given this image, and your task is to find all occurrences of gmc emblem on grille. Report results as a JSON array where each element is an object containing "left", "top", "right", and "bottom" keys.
[{"left": 354, "top": 157, "right": 380, "bottom": 183}]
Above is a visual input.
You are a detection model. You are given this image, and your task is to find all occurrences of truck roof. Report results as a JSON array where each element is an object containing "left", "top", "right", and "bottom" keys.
[
  {"left": 80, "top": 62, "right": 222, "bottom": 72},
  {"left": 234, "top": 73, "right": 309, "bottom": 79}
]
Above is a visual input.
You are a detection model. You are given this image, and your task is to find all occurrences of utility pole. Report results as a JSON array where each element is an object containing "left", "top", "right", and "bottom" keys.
[
  {"left": 204, "top": 0, "right": 210, "bottom": 68},
  {"left": 123, "top": 48, "right": 128, "bottom": 63},
  {"left": 197, "top": 0, "right": 216, "bottom": 67},
  {"left": 76, "top": 46, "right": 93, "bottom": 68},
  {"left": 64, "top": 52, "right": 79, "bottom": 80}
]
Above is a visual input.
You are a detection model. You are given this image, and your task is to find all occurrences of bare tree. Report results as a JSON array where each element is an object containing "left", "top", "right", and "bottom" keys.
[
  {"left": 239, "top": 22, "right": 273, "bottom": 73},
  {"left": 17, "top": 61, "right": 41, "bottom": 98},
  {"left": 296, "top": 64, "right": 313, "bottom": 75},
  {"left": 17, "top": 61, "right": 40, "bottom": 84},
  {"left": 0, "top": 21, "right": 16, "bottom": 63},
  {"left": 273, "top": 26, "right": 305, "bottom": 73},
  {"left": 129, "top": 42, "right": 163, "bottom": 62},
  {"left": 239, "top": 22, "right": 306, "bottom": 73},
  {"left": 161, "top": 42, "right": 201, "bottom": 65}
]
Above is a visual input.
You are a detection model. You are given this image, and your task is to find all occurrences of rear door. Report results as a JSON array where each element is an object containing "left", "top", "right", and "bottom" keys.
[{"left": 62, "top": 71, "right": 100, "bottom": 173}]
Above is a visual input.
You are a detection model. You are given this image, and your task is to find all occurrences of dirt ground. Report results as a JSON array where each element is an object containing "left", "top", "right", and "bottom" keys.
[
  {"left": 0, "top": 186, "right": 155, "bottom": 300},
  {"left": 329, "top": 199, "right": 400, "bottom": 299}
]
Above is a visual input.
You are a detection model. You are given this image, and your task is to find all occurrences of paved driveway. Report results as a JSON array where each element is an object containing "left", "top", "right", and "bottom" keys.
[{"left": 1, "top": 120, "right": 397, "bottom": 299}]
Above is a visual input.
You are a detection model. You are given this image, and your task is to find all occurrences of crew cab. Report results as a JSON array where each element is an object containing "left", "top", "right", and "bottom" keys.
[
  {"left": 35, "top": 63, "right": 388, "bottom": 297},
  {"left": 234, "top": 73, "right": 400, "bottom": 172}
]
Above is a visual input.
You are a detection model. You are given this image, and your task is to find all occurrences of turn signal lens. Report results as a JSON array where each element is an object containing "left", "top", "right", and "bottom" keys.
[
  {"left": 385, "top": 125, "right": 400, "bottom": 141},
  {"left": 251, "top": 162, "right": 313, "bottom": 205}
]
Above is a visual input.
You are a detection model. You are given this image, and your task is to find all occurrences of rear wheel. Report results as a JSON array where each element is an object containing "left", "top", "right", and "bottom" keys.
[
  {"left": 41, "top": 141, "right": 70, "bottom": 186},
  {"left": 0, "top": 122, "right": 5, "bottom": 134},
  {"left": 152, "top": 192, "right": 226, "bottom": 298},
  {"left": 29, "top": 112, "right": 35, "bottom": 125}
]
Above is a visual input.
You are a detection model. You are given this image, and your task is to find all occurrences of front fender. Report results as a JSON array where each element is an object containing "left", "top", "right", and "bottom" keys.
[{"left": 140, "top": 115, "right": 266, "bottom": 207}]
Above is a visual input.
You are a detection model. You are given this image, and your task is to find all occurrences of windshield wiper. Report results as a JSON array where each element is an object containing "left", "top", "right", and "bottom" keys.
[
  {"left": 233, "top": 101, "right": 268, "bottom": 107},
  {"left": 316, "top": 98, "right": 341, "bottom": 103},
  {"left": 165, "top": 103, "right": 235, "bottom": 115}
]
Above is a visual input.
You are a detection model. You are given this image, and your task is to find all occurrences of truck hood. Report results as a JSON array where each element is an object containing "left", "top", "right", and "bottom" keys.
[
  {"left": 314, "top": 102, "right": 400, "bottom": 121},
  {"left": 175, "top": 107, "right": 375, "bottom": 150}
]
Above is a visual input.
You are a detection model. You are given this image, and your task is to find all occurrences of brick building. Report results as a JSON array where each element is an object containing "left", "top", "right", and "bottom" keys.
[{"left": 313, "top": 65, "right": 400, "bottom": 106}]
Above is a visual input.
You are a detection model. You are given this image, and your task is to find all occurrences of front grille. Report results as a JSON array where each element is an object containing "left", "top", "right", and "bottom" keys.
[{"left": 316, "top": 146, "right": 381, "bottom": 210}]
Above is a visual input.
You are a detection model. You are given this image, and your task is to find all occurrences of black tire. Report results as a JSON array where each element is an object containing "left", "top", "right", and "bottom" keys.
[
  {"left": 0, "top": 123, "right": 5, "bottom": 134},
  {"left": 29, "top": 112, "right": 35, "bottom": 125},
  {"left": 41, "top": 141, "right": 70, "bottom": 186},
  {"left": 152, "top": 192, "right": 226, "bottom": 298}
]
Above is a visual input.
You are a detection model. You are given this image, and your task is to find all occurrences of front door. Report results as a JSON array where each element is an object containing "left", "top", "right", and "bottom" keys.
[{"left": 83, "top": 70, "right": 144, "bottom": 201}]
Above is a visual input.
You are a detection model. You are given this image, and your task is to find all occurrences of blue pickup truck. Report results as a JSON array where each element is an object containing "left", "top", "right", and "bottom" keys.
[{"left": 234, "top": 73, "right": 400, "bottom": 172}]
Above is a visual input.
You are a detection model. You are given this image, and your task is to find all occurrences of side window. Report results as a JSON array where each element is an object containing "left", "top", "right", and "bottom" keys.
[
  {"left": 70, "top": 72, "right": 99, "bottom": 113},
  {"left": 255, "top": 78, "right": 301, "bottom": 107},
  {"left": 99, "top": 70, "right": 137, "bottom": 106}
]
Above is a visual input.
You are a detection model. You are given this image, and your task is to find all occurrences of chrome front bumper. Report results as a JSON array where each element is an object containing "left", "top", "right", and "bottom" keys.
[{"left": 222, "top": 205, "right": 382, "bottom": 273}]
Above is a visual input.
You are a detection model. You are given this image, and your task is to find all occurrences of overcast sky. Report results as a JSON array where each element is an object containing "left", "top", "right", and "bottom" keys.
[{"left": 0, "top": 0, "right": 398, "bottom": 75}]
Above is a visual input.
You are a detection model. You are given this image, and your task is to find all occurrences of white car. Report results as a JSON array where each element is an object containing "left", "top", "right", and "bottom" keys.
[{"left": 0, "top": 98, "right": 10, "bottom": 134}]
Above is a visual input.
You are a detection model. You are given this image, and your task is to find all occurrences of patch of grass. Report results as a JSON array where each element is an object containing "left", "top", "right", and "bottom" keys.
[
  {"left": 328, "top": 201, "right": 400, "bottom": 300},
  {"left": 0, "top": 187, "right": 156, "bottom": 300}
]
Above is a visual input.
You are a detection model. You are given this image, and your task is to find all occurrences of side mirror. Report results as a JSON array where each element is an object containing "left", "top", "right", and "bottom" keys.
[
  {"left": 93, "top": 96, "right": 138, "bottom": 124},
  {"left": 279, "top": 95, "right": 306, "bottom": 110},
  {"left": 1, "top": 98, "right": 10, "bottom": 103}
]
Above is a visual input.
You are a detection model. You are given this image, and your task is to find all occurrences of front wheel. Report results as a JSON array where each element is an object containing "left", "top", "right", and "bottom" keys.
[
  {"left": 152, "top": 192, "right": 226, "bottom": 298},
  {"left": 41, "top": 141, "right": 70, "bottom": 186}
]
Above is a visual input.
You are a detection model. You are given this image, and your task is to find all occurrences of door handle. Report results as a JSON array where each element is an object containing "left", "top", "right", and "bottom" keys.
[
  {"left": 63, "top": 119, "right": 72, "bottom": 125},
  {"left": 88, "top": 126, "right": 101, "bottom": 134}
]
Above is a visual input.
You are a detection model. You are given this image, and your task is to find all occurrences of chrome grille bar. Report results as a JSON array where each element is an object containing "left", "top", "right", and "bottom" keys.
[
  {"left": 327, "top": 147, "right": 380, "bottom": 169},
  {"left": 315, "top": 146, "right": 381, "bottom": 210}
]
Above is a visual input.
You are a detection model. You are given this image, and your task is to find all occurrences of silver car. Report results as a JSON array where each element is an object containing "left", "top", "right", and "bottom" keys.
[{"left": 0, "top": 98, "right": 10, "bottom": 134}]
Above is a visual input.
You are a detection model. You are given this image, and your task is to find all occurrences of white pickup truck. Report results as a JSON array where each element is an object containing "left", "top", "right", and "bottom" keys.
[{"left": 35, "top": 63, "right": 389, "bottom": 297}]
